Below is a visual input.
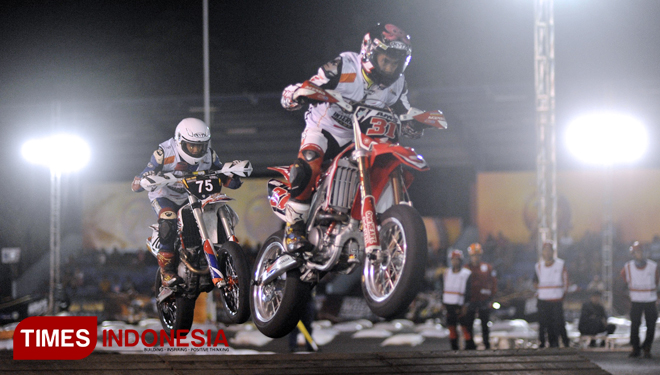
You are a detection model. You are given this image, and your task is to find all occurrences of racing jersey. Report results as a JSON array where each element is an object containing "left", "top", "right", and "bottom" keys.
[
  {"left": 134, "top": 138, "right": 240, "bottom": 205},
  {"left": 282, "top": 51, "right": 411, "bottom": 141}
]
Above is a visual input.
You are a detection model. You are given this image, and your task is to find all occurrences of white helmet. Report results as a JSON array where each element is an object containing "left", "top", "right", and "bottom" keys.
[{"left": 174, "top": 118, "right": 211, "bottom": 165}]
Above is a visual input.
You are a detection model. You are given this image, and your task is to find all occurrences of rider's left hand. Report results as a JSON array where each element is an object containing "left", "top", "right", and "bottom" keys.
[{"left": 402, "top": 121, "right": 424, "bottom": 139}]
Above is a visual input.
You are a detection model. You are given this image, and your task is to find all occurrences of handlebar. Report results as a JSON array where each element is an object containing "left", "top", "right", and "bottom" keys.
[
  {"left": 140, "top": 160, "right": 252, "bottom": 191},
  {"left": 294, "top": 81, "right": 447, "bottom": 130}
]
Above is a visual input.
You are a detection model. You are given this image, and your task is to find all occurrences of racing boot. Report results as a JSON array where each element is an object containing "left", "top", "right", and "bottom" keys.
[
  {"left": 284, "top": 201, "right": 312, "bottom": 253},
  {"left": 157, "top": 251, "right": 182, "bottom": 287},
  {"left": 284, "top": 221, "right": 312, "bottom": 253}
]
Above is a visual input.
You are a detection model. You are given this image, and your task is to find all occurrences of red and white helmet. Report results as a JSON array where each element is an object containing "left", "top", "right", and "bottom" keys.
[
  {"left": 467, "top": 243, "right": 483, "bottom": 256},
  {"left": 360, "top": 23, "right": 412, "bottom": 86},
  {"left": 174, "top": 118, "right": 211, "bottom": 165},
  {"left": 450, "top": 249, "right": 464, "bottom": 261}
]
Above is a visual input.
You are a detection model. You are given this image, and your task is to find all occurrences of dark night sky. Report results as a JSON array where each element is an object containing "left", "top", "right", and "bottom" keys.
[
  {"left": 2, "top": 0, "right": 660, "bottom": 262},
  {"left": 5, "top": 0, "right": 658, "bottom": 104}
]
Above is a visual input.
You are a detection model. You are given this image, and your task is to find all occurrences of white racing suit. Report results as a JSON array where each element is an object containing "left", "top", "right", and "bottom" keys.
[
  {"left": 280, "top": 51, "right": 413, "bottom": 228},
  {"left": 131, "top": 137, "right": 241, "bottom": 285}
]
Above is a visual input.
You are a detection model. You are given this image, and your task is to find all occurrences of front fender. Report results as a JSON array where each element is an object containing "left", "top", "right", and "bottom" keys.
[{"left": 369, "top": 143, "right": 429, "bottom": 171}]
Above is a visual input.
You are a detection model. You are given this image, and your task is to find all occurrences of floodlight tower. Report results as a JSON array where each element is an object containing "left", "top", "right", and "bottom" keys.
[
  {"left": 535, "top": 0, "right": 557, "bottom": 257},
  {"left": 566, "top": 113, "right": 647, "bottom": 312},
  {"left": 21, "top": 106, "right": 91, "bottom": 315}
]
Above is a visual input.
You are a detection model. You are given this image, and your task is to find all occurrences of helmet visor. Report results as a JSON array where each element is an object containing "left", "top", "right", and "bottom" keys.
[
  {"left": 372, "top": 41, "right": 411, "bottom": 79},
  {"left": 182, "top": 140, "right": 209, "bottom": 158}
]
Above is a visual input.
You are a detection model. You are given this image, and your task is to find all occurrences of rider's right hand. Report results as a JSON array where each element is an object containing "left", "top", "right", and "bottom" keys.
[{"left": 131, "top": 176, "right": 144, "bottom": 192}]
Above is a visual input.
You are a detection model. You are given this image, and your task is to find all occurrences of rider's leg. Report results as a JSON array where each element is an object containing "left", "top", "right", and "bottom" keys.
[
  {"left": 285, "top": 145, "right": 323, "bottom": 252},
  {"left": 284, "top": 128, "right": 326, "bottom": 252},
  {"left": 284, "top": 128, "right": 350, "bottom": 252},
  {"left": 152, "top": 198, "right": 181, "bottom": 287}
]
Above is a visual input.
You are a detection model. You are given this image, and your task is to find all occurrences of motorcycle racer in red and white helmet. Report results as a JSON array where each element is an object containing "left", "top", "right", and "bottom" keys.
[
  {"left": 280, "top": 23, "right": 424, "bottom": 253},
  {"left": 131, "top": 118, "right": 243, "bottom": 288}
]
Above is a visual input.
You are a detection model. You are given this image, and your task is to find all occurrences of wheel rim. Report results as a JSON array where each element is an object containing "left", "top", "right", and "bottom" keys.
[
  {"left": 220, "top": 254, "right": 241, "bottom": 316},
  {"left": 252, "top": 240, "right": 287, "bottom": 323},
  {"left": 363, "top": 217, "right": 407, "bottom": 303},
  {"left": 159, "top": 296, "right": 177, "bottom": 330}
]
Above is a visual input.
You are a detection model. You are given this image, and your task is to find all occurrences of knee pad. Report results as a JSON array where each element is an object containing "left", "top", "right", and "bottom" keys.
[
  {"left": 290, "top": 146, "right": 323, "bottom": 200},
  {"left": 158, "top": 209, "right": 178, "bottom": 245},
  {"left": 290, "top": 158, "right": 313, "bottom": 199}
]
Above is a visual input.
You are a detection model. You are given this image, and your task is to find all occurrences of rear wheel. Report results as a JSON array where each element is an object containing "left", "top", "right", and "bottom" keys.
[
  {"left": 362, "top": 204, "right": 427, "bottom": 318},
  {"left": 250, "top": 230, "right": 312, "bottom": 338},
  {"left": 215, "top": 242, "right": 251, "bottom": 324},
  {"left": 155, "top": 269, "right": 196, "bottom": 336}
]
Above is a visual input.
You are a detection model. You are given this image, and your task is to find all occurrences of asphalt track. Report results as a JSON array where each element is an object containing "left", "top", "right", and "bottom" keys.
[
  {"left": 3, "top": 341, "right": 660, "bottom": 374},
  {"left": 0, "top": 348, "right": 608, "bottom": 374}
]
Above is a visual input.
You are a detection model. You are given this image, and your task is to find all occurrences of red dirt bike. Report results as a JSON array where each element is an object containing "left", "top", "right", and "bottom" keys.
[
  {"left": 140, "top": 161, "right": 253, "bottom": 334},
  {"left": 250, "top": 81, "right": 447, "bottom": 338}
]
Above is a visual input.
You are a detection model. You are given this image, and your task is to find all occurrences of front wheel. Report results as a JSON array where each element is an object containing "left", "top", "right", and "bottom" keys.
[
  {"left": 155, "top": 269, "right": 196, "bottom": 336},
  {"left": 250, "top": 230, "right": 312, "bottom": 338},
  {"left": 362, "top": 204, "right": 427, "bottom": 318},
  {"left": 216, "top": 242, "right": 251, "bottom": 324}
]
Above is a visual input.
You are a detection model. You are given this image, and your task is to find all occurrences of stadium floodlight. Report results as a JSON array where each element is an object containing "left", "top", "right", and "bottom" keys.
[
  {"left": 21, "top": 133, "right": 90, "bottom": 315},
  {"left": 21, "top": 133, "right": 91, "bottom": 173},
  {"left": 565, "top": 111, "right": 647, "bottom": 314},
  {"left": 565, "top": 112, "right": 647, "bottom": 166}
]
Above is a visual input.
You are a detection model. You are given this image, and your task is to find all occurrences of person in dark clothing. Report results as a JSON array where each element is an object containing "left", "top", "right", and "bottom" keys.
[
  {"left": 578, "top": 292, "right": 616, "bottom": 347},
  {"left": 463, "top": 243, "right": 497, "bottom": 349}
]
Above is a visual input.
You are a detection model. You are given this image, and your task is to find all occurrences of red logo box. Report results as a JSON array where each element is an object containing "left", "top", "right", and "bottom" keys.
[{"left": 13, "top": 316, "right": 97, "bottom": 360}]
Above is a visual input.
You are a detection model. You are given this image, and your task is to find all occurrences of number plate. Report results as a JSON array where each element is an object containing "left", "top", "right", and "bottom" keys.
[
  {"left": 183, "top": 176, "right": 222, "bottom": 199},
  {"left": 355, "top": 106, "right": 400, "bottom": 142}
]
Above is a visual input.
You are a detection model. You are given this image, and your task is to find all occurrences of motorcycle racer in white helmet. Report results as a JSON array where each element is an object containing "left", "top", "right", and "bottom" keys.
[
  {"left": 175, "top": 117, "right": 211, "bottom": 165},
  {"left": 131, "top": 118, "right": 243, "bottom": 287},
  {"left": 279, "top": 23, "right": 425, "bottom": 253}
]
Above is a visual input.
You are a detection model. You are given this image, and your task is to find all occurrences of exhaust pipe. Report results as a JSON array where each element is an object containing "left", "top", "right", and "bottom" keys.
[{"left": 257, "top": 254, "right": 301, "bottom": 285}]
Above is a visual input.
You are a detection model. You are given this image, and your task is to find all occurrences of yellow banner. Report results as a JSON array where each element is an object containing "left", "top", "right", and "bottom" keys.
[
  {"left": 82, "top": 178, "right": 282, "bottom": 251},
  {"left": 477, "top": 169, "right": 660, "bottom": 244}
]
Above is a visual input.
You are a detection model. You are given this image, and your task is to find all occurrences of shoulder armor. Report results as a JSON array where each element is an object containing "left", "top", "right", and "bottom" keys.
[{"left": 154, "top": 148, "right": 165, "bottom": 164}]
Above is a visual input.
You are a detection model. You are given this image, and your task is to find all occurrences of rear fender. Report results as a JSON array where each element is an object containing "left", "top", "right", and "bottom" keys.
[
  {"left": 267, "top": 179, "right": 290, "bottom": 221},
  {"left": 267, "top": 166, "right": 291, "bottom": 183}
]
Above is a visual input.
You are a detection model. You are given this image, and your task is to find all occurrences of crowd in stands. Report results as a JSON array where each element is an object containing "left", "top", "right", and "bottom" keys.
[{"left": 49, "top": 230, "right": 660, "bottom": 321}]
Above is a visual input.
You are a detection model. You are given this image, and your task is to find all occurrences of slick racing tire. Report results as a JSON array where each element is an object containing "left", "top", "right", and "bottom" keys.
[
  {"left": 215, "top": 242, "right": 251, "bottom": 324},
  {"left": 155, "top": 269, "right": 196, "bottom": 336},
  {"left": 362, "top": 204, "right": 428, "bottom": 318},
  {"left": 250, "top": 230, "right": 312, "bottom": 338}
]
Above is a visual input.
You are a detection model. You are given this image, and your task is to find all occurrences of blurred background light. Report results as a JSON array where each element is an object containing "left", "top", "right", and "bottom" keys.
[
  {"left": 565, "top": 112, "right": 648, "bottom": 166},
  {"left": 21, "top": 134, "right": 91, "bottom": 172}
]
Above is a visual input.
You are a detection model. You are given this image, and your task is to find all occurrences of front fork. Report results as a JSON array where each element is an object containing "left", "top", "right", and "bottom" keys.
[
  {"left": 188, "top": 195, "right": 226, "bottom": 288},
  {"left": 356, "top": 152, "right": 406, "bottom": 259},
  {"left": 355, "top": 150, "right": 381, "bottom": 256}
]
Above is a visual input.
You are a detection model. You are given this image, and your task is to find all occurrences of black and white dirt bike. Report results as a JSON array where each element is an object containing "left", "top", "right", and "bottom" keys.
[
  {"left": 250, "top": 81, "right": 448, "bottom": 338},
  {"left": 141, "top": 160, "right": 253, "bottom": 334}
]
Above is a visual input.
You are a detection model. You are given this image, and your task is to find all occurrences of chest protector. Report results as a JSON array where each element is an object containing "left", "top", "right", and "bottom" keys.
[
  {"left": 536, "top": 258, "right": 566, "bottom": 301},
  {"left": 443, "top": 268, "right": 472, "bottom": 305},
  {"left": 623, "top": 260, "right": 658, "bottom": 302},
  {"left": 148, "top": 138, "right": 213, "bottom": 205},
  {"left": 305, "top": 52, "right": 408, "bottom": 140}
]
